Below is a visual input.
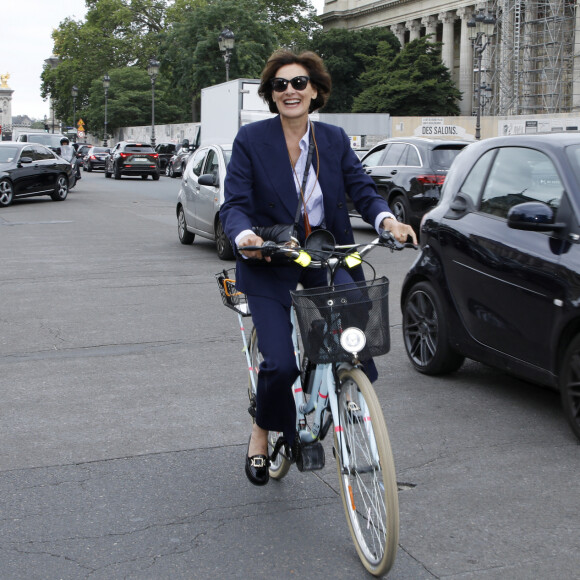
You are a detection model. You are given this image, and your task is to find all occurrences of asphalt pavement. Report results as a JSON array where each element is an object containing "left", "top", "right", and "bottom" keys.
[{"left": 0, "top": 171, "right": 578, "bottom": 579}]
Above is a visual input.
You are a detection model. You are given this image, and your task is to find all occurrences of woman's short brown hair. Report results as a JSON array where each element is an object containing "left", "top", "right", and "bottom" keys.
[{"left": 258, "top": 50, "right": 332, "bottom": 114}]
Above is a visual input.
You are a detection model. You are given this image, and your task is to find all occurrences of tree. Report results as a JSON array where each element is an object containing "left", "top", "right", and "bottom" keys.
[
  {"left": 307, "top": 27, "right": 399, "bottom": 113},
  {"left": 83, "top": 67, "right": 184, "bottom": 140},
  {"left": 41, "top": 0, "right": 169, "bottom": 128},
  {"left": 160, "top": 0, "right": 278, "bottom": 120},
  {"left": 353, "top": 37, "right": 462, "bottom": 116}
]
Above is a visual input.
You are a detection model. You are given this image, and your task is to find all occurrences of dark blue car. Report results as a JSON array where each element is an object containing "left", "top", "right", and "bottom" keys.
[{"left": 400, "top": 133, "right": 580, "bottom": 440}]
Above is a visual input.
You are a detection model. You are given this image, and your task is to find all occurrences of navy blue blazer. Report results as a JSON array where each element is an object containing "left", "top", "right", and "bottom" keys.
[{"left": 221, "top": 115, "right": 391, "bottom": 305}]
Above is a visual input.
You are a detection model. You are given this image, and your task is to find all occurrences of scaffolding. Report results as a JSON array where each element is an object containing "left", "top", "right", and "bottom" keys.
[{"left": 481, "top": 0, "right": 577, "bottom": 116}]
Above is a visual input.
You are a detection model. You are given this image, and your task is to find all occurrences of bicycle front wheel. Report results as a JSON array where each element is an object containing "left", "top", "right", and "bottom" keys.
[
  {"left": 334, "top": 367, "right": 399, "bottom": 577},
  {"left": 248, "top": 327, "right": 291, "bottom": 480}
]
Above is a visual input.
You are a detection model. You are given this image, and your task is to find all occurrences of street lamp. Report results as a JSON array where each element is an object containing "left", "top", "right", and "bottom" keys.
[
  {"left": 147, "top": 58, "right": 160, "bottom": 148},
  {"left": 467, "top": 9, "right": 496, "bottom": 140},
  {"left": 218, "top": 28, "right": 235, "bottom": 82},
  {"left": 103, "top": 74, "right": 110, "bottom": 147},
  {"left": 71, "top": 85, "right": 78, "bottom": 142}
]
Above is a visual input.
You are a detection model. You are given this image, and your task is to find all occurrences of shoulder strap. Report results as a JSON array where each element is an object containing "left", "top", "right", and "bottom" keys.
[{"left": 294, "top": 122, "right": 316, "bottom": 226}]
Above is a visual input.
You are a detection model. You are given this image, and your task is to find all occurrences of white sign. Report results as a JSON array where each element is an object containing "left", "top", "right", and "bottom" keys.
[{"left": 415, "top": 118, "right": 467, "bottom": 138}]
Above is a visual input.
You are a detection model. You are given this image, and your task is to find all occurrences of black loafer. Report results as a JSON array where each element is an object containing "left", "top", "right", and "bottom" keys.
[{"left": 245, "top": 437, "right": 270, "bottom": 486}]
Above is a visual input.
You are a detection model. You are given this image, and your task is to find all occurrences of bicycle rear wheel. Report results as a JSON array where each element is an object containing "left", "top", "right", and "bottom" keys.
[
  {"left": 248, "top": 327, "right": 291, "bottom": 480},
  {"left": 334, "top": 367, "right": 399, "bottom": 577}
]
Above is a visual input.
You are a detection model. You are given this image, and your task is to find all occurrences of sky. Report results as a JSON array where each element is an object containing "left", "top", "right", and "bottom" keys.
[{"left": 1, "top": 0, "right": 325, "bottom": 120}]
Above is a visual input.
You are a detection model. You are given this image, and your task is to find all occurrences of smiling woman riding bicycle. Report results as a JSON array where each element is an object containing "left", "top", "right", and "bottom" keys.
[{"left": 220, "top": 49, "right": 416, "bottom": 487}]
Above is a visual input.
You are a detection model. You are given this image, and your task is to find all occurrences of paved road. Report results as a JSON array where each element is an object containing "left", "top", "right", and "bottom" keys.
[{"left": 0, "top": 171, "right": 578, "bottom": 579}]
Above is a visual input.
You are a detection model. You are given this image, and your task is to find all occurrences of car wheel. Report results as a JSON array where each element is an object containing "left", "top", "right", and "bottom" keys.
[
  {"left": 402, "top": 281, "right": 464, "bottom": 375},
  {"left": 165, "top": 164, "right": 171, "bottom": 177},
  {"left": 559, "top": 334, "right": 580, "bottom": 440},
  {"left": 152, "top": 172, "right": 160, "bottom": 181},
  {"left": 104, "top": 165, "right": 112, "bottom": 178},
  {"left": 391, "top": 194, "right": 411, "bottom": 225},
  {"left": 215, "top": 216, "right": 234, "bottom": 260},
  {"left": 86, "top": 164, "right": 92, "bottom": 172},
  {"left": 0, "top": 179, "right": 14, "bottom": 207},
  {"left": 51, "top": 174, "right": 69, "bottom": 201},
  {"left": 178, "top": 206, "right": 194, "bottom": 244},
  {"left": 141, "top": 175, "right": 148, "bottom": 180},
  {"left": 169, "top": 165, "right": 175, "bottom": 178},
  {"left": 114, "top": 163, "right": 122, "bottom": 180}
]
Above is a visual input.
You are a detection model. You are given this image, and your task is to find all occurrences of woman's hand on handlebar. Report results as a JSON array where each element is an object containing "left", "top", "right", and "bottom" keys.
[
  {"left": 380, "top": 217, "right": 418, "bottom": 246},
  {"left": 238, "top": 233, "right": 271, "bottom": 262}
]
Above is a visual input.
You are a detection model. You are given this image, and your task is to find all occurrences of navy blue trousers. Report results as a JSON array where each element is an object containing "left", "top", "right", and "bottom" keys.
[{"left": 246, "top": 268, "right": 377, "bottom": 445}]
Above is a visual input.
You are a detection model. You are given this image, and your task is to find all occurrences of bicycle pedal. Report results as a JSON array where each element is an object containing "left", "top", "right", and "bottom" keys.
[
  {"left": 247, "top": 405, "right": 256, "bottom": 418},
  {"left": 296, "top": 441, "right": 325, "bottom": 472}
]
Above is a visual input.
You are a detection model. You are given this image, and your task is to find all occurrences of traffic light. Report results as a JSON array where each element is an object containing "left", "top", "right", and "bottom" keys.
[{"left": 44, "top": 124, "right": 49, "bottom": 132}]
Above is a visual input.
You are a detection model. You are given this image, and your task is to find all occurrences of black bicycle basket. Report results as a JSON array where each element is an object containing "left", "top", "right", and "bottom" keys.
[
  {"left": 291, "top": 276, "right": 390, "bottom": 364},
  {"left": 215, "top": 268, "right": 251, "bottom": 317}
]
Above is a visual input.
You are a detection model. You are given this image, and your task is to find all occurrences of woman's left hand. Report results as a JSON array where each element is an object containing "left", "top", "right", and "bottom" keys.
[{"left": 381, "top": 217, "right": 418, "bottom": 245}]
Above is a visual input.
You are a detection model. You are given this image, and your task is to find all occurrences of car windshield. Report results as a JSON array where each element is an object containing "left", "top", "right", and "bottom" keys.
[
  {"left": 431, "top": 146, "right": 467, "bottom": 170},
  {"left": 23, "top": 134, "right": 64, "bottom": 147},
  {"left": 92, "top": 147, "right": 109, "bottom": 153},
  {"left": 0, "top": 147, "right": 18, "bottom": 163}
]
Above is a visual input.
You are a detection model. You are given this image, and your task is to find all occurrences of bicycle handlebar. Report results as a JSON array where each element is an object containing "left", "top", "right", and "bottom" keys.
[{"left": 241, "top": 229, "right": 416, "bottom": 269}]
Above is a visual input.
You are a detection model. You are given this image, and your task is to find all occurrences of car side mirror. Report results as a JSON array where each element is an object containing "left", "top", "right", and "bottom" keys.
[
  {"left": 198, "top": 173, "right": 218, "bottom": 187},
  {"left": 19, "top": 156, "right": 33, "bottom": 164},
  {"left": 507, "top": 201, "right": 565, "bottom": 232}
]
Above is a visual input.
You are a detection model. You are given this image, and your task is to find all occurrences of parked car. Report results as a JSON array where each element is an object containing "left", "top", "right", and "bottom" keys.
[
  {"left": 168, "top": 138, "right": 195, "bottom": 178},
  {"left": 400, "top": 133, "right": 580, "bottom": 440},
  {"left": 356, "top": 137, "right": 469, "bottom": 231},
  {"left": 0, "top": 141, "right": 73, "bottom": 207},
  {"left": 104, "top": 141, "right": 159, "bottom": 180},
  {"left": 176, "top": 144, "right": 234, "bottom": 260},
  {"left": 154, "top": 142, "right": 179, "bottom": 172},
  {"left": 83, "top": 146, "right": 111, "bottom": 171}
]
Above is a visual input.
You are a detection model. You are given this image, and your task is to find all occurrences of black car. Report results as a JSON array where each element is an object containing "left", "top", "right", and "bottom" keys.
[
  {"left": 0, "top": 141, "right": 73, "bottom": 207},
  {"left": 83, "top": 146, "right": 111, "bottom": 171},
  {"left": 167, "top": 138, "right": 195, "bottom": 178},
  {"left": 358, "top": 137, "right": 468, "bottom": 231},
  {"left": 154, "top": 142, "right": 178, "bottom": 172},
  {"left": 73, "top": 143, "right": 91, "bottom": 167},
  {"left": 104, "top": 142, "right": 160, "bottom": 180},
  {"left": 400, "top": 133, "right": 580, "bottom": 440}
]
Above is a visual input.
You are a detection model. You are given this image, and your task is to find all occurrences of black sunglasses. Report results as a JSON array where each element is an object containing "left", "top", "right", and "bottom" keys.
[{"left": 271, "top": 76, "right": 310, "bottom": 92}]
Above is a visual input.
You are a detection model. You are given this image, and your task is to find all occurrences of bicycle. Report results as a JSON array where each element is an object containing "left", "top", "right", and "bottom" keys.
[{"left": 215, "top": 229, "right": 414, "bottom": 577}]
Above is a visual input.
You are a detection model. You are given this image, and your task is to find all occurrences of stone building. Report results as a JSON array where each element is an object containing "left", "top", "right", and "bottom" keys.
[{"left": 320, "top": 0, "right": 580, "bottom": 117}]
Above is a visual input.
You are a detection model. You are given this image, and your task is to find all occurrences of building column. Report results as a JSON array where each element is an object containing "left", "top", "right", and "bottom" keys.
[
  {"left": 406, "top": 19, "right": 421, "bottom": 41},
  {"left": 390, "top": 23, "right": 406, "bottom": 47},
  {"left": 421, "top": 15, "right": 438, "bottom": 41},
  {"left": 457, "top": 7, "right": 474, "bottom": 116},
  {"left": 438, "top": 11, "right": 456, "bottom": 72}
]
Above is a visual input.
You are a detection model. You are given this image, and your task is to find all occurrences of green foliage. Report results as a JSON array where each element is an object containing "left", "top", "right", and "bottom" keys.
[
  {"left": 41, "top": 0, "right": 170, "bottom": 129},
  {"left": 83, "top": 68, "right": 184, "bottom": 139},
  {"left": 353, "top": 37, "right": 462, "bottom": 116},
  {"left": 307, "top": 27, "right": 399, "bottom": 113},
  {"left": 160, "top": 0, "right": 319, "bottom": 120}
]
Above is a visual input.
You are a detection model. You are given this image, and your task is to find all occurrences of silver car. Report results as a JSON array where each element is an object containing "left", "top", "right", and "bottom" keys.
[{"left": 176, "top": 144, "right": 234, "bottom": 260}]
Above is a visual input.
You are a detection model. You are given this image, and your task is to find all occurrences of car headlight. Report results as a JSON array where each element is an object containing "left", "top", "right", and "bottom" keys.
[{"left": 340, "top": 327, "right": 366, "bottom": 356}]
